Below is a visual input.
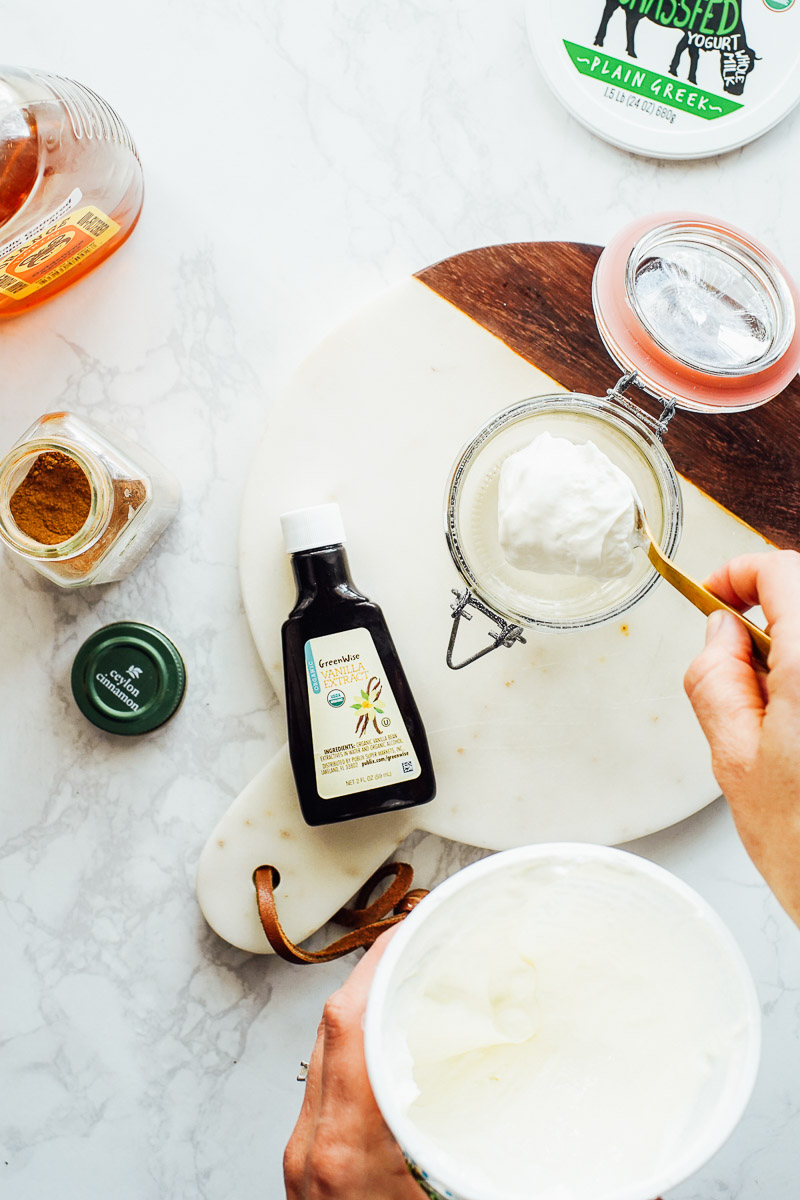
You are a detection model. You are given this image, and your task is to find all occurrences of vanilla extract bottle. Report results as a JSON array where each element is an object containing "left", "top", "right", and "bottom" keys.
[{"left": 280, "top": 503, "right": 436, "bottom": 826}]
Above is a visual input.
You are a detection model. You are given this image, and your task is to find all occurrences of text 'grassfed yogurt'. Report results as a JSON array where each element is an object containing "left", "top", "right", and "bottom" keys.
[{"left": 365, "top": 847, "right": 761, "bottom": 1200}]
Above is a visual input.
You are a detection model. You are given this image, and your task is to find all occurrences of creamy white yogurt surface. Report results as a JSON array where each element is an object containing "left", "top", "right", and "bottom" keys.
[
  {"left": 386, "top": 856, "right": 752, "bottom": 1200},
  {"left": 497, "top": 432, "right": 637, "bottom": 579}
]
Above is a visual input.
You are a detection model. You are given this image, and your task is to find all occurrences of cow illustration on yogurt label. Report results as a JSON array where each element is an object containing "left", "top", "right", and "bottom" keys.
[
  {"left": 594, "top": 1, "right": 758, "bottom": 96},
  {"left": 528, "top": 0, "right": 800, "bottom": 157}
]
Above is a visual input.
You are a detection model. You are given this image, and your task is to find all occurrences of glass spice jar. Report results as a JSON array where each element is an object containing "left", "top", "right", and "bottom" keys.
[{"left": 0, "top": 411, "right": 180, "bottom": 587}]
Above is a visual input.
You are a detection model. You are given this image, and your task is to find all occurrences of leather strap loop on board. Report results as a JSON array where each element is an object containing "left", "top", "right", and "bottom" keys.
[{"left": 254, "top": 861, "right": 429, "bottom": 965}]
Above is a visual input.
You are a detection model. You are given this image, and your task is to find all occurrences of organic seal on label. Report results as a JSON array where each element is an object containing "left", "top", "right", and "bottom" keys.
[{"left": 527, "top": 0, "right": 800, "bottom": 158}]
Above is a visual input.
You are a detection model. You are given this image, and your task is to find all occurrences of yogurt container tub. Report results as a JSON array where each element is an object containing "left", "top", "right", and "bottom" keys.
[
  {"left": 442, "top": 212, "right": 800, "bottom": 667},
  {"left": 526, "top": 0, "right": 800, "bottom": 161},
  {"left": 365, "top": 845, "right": 761, "bottom": 1200}
]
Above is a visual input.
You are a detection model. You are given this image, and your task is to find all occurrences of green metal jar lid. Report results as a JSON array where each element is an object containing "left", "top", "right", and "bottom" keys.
[{"left": 71, "top": 622, "right": 186, "bottom": 735}]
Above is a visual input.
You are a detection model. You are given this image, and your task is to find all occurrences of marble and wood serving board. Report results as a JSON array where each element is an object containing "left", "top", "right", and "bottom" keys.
[{"left": 197, "top": 242, "right": 798, "bottom": 954}]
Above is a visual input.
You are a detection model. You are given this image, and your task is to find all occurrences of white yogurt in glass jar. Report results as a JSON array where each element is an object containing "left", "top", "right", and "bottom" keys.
[
  {"left": 445, "top": 394, "right": 682, "bottom": 633},
  {"left": 497, "top": 431, "right": 637, "bottom": 580}
]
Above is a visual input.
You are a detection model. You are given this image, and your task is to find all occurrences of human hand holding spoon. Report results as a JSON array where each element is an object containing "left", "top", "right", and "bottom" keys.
[{"left": 633, "top": 497, "right": 771, "bottom": 669}]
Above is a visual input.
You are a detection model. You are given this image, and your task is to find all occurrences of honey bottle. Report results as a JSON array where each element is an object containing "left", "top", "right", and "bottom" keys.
[
  {"left": 281, "top": 504, "right": 436, "bottom": 826},
  {"left": 0, "top": 66, "right": 143, "bottom": 317}
]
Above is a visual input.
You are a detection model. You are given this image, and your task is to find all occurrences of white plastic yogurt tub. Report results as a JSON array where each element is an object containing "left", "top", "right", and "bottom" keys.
[{"left": 365, "top": 844, "right": 761, "bottom": 1200}]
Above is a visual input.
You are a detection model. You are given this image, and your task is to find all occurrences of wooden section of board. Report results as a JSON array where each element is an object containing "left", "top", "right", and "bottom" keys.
[{"left": 417, "top": 242, "right": 800, "bottom": 550}]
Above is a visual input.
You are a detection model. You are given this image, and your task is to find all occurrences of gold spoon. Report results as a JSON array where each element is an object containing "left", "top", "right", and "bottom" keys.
[{"left": 633, "top": 499, "right": 771, "bottom": 669}]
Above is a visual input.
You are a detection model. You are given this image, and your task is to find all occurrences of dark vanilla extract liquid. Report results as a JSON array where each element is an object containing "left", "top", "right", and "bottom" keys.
[{"left": 282, "top": 544, "right": 436, "bottom": 826}]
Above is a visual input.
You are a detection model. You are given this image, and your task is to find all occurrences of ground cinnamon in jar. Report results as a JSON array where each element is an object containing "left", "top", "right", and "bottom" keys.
[
  {"left": 9, "top": 450, "right": 92, "bottom": 544},
  {"left": 73, "top": 476, "right": 148, "bottom": 571},
  {"left": 0, "top": 412, "right": 178, "bottom": 588},
  {"left": 7, "top": 446, "right": 148, "bottom": 577},
  {"left": 56, "top": 474, "right": 148, "bottom": 579}
]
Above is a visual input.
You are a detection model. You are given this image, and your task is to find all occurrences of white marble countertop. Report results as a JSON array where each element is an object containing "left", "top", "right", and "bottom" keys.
[{"left": 1, "top": 3, "right": 798, "bottom": 1198}]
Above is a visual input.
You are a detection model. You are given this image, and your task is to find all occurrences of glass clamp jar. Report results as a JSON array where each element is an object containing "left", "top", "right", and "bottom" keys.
[
  {"left": 443, "top": 213, "right": 800, "bottom": 670},
  {"left": 0, "top": 411, "right": 180, "bottom": 587}
]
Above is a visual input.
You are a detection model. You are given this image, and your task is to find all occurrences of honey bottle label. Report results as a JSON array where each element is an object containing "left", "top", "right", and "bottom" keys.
[
  {"left": 0, "top": 196, "right": 120, "bottom": 300},
  {"left": 304, "top": 627, "right": 421, "bottom": 800}
]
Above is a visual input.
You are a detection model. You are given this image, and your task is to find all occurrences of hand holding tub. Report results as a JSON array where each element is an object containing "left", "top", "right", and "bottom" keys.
[
  {"left": 685, "top": 551, "right": 800, "bottom": 928},
  {"left": 284, "top": 929, "right": 425, "bottom": 1200}
]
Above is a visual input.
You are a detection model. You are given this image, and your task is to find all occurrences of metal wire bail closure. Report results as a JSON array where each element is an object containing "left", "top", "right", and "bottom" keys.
[
  {"left": 605, "top": 372, "right": 677, "bottom": 441},
  {"left": 446, "top": 588, "right": 527, "bottom": 671}
]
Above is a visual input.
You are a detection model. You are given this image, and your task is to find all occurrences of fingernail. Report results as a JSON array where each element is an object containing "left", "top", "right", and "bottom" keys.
[{"left": 706, "top": 611, "right": 726, "bottom": 643}]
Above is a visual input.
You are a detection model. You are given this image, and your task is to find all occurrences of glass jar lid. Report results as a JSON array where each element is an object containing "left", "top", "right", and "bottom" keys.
[
  {"left": 593, "top": 214, "right": 800, "bottom": 413},
  {"left": 444, "top": 393, "right": 682, "bottom": 639}
]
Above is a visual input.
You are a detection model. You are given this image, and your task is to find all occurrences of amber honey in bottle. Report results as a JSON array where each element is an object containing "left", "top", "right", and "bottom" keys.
[
  {"left": 0, "top": 66, "right": 143, "bottom": 317},
  {"left": 280, "top": 504, "right": 436, "bottom": 826}
]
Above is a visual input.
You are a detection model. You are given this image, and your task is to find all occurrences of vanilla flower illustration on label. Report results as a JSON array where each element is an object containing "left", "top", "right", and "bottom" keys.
[{"left": 351, "top": 676, "right": 386, "bottom": 737}]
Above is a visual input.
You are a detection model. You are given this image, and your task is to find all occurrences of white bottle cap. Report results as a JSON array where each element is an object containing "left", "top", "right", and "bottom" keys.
[{"left": 280, "top": 503, "right": 346, "bottom": 554}]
